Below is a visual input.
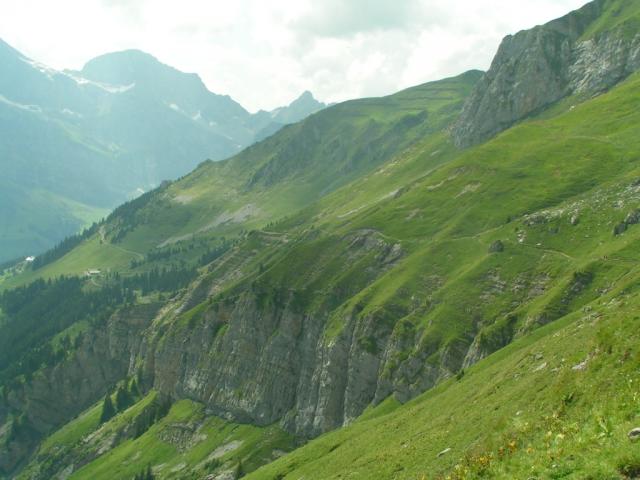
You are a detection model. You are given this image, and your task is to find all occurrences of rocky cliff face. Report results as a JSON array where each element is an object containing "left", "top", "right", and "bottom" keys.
[
  {"left": 145, "top": 290, "right": 456, "bottom": 440},
  {"left": 0, "top": 304, "right": 159, "bottom": 474},
  {"left": 0, "top": 225, "right": 571, "bottom": 474},
  {"left": 6, "top": 4, "right": 640, "bottom": 475},
  {"left": 142, "top": 230, "right": 430, "bottom": 439},
  {"left": 129, "top": 230, "right": 479, "bottom": 441},
  {"left": 452, "top": 0, "right": 640, "bottom": 147}
]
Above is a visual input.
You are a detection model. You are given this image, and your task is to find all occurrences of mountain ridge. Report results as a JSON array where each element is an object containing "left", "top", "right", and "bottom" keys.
[
  {"left": 452, "top": 0, "right": 640, "bottom": 147},
  {"left": 3, "top": 1, "right": 640, "bottom": 478},
  {"left": 0, "top": 39, "right": 326, "bottom": 263}
]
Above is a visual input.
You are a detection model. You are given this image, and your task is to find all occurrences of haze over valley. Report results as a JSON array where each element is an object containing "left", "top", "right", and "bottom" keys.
[{"left": 1, "top": 1, "right": 640, "bottom": 479}]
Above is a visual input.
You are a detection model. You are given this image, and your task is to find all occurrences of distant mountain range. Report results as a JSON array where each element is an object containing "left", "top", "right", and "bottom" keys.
[
  {"left": 0, "top": 40, "right": 326, "bottom": 262},
  {"left": 3, "top": 0, "right": 640, "bottom": 478}
]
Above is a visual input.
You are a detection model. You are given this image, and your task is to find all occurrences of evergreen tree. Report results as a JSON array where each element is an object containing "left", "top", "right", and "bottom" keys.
[
  {"left": 115, "top": 384, "right": 132, "bottom": 411},
  {"left": 129, "top": 378, "right": 140, "bottom": 398},
  {"left": 99, "top": 394, "right": 116, "bottom": 424}
]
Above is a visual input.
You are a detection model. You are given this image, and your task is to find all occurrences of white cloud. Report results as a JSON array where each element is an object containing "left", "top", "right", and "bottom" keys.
[{"left": 0, "top": 0, "right": 589, "bottom": 111}]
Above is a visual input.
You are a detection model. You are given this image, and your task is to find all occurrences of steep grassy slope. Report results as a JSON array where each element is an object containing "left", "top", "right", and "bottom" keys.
[
  {"left": 0, "top": 40, "right": 326, "bottom": 263},
  {"left": 247, "top": 280, "right": 640, "bottom": 479},
  {"left": 582, "top": 0, "right": 640, "bottom": 38},
  {"left": 1, "top": 71, "right": 481, "bottom": 287},
  {"left": 10, "top": 70, "right": 640, "bottom": 479},
  {"left": 18, "top": 392, "right": 293, "bottom": 480},
  {"left": 142, "top": 65, "right": 640, "bottom": 439},
  {"left": 0, "top": 71, "right": 484, "bottom": 477},
  {"left": 4, "top": 2, "right": 640, "bottom": 475},
  {"left": 204, "top": 71, "right": 640, "bottom": 398}
]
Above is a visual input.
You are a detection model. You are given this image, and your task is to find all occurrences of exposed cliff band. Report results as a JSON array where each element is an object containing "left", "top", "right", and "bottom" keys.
[{"left": 452, "top": 0, "right": 640, "bottom": 148}]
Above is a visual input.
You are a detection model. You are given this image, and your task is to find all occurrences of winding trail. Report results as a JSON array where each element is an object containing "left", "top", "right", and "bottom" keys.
[{"left": 99, "top": 226, "right": 144, "bottom": 260}]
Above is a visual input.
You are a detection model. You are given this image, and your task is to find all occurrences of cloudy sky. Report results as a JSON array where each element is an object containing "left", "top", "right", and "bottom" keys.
[{"left": 1, "top": 0, "right": 588, "bottom": 112}]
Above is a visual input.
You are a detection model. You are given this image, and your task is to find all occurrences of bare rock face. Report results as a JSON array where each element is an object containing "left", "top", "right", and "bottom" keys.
[
  {"left": 145, "top": 231, "right": 419, "bottom": 439},
  {"left": 146, "top": 290, "right": 458, "bottom": 439},
  {"left": 452, "top": 0, "right": 640, "bottom": 148},
  {"left": 0, "top": 304, "right": 159, "bottom": 474},
  {"left": 131, "top": 229, "right": 465, "bottom": 440}
]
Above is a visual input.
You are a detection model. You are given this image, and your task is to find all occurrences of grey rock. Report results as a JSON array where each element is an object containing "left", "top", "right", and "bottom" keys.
[
  {"left": 205, "top": 470, "right": 238, "bottom": 480},
  {"left": 572, "top": 360, "right": 588, "bottom": 371},
  {"left": 489, "top": 240, "right": 505, "bottom": 253},
  {"left": 614, "top": 222, "right": 628, "bottom": 236},
  {"left": 145, "top": 229, "right": 412, "bottom": 440},
  {"left": 533, "top": 362, "right": 548, "bottom": 372},
  {"left": 625, "top": 210, "right": 640, "bottom": 225},
  {"left": 629, "top": 428, "right": 640, "bottom": 441},
  {"left": 452, "top": 0, "right": 640, "bottom": 148},
  {"left": 0, "top": 303, "right": 160, "bottom": 475}
]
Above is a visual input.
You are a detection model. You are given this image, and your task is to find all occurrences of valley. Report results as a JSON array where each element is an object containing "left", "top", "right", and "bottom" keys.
[
  {"left": 0, "top": 41, "right": 325, "bottom": 263},
  {"left": 1, "top": 0, "right": 640, "bottom": 478}
]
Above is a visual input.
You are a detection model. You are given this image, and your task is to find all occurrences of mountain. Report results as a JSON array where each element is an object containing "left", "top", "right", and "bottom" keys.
[
  {"left": 3, "top": 0, "right": 640, "bottom": 478},
  {"left": 269, "top": 90, "right": 326, "bottom": 125},
  {"left": 79, "top": 49, "right": 256, "bottom": 147},
  {"left": 0, "top": 68, "right": 482, "bottom": 476},
  {"left": 453, "top": 0, "right": 640, "bottom": 147},
  {"left": 251, "top": 91, "right": 327, "bottom": 142},
  {"left": 0, "top": 42, "right": 326, "bottom": 263}
]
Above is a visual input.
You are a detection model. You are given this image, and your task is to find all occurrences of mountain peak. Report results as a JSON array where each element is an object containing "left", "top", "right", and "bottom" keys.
[
  {"left": 81, "top": 49, "right": 192, "bottom": 86},
  {"left": 267, "top": 90, "right": 326, "bottom": 125},
  {"left": 297, "top": 90, "right": 315, "bottom": 100},
  {"left": 84, "top": 49, "right": 164, "bottom": 66}
]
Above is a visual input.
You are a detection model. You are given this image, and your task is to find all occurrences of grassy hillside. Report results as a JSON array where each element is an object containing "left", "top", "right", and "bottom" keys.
[
  {"left": 247, "top": 278, "right": 640, "bottom": 479},
  {"left": 19, "top": 392, "right": 293, "bottom": 480},
  {"left": 193, "top": 71, "right": 640, "bottom": 385},
  {"left": 0, "top": 71, "right": 481, "bottom": 287},
  {"left": 19, "top": 70, "right": 639, "bottom": 479},
  {"left": 4, "top": 15, "right": 640, "bottom": 477},
  {"left": 582, "top": 0, "right": 640, "bottom": 39}
]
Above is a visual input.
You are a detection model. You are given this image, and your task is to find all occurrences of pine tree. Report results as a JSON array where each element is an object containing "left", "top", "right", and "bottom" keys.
[
  {"left": 99, "top": 394, "right": 116, "bottom": 424},
  {"left": 115, "top": 385, "right": 132, "bottom": 411}
]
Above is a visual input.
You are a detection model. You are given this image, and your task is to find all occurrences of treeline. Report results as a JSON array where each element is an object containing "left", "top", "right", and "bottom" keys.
[
  {"left": 119, "top": 266, "right": 198, "bottom": 295},
  {"left": 107, "top": 183, "right": 167, "bottom": 224},
  {"left": 31, "top": 182, "right": 169, "bottom": 270},
  {"left": 108, "top": 183, "right": 169, "bottom": 243},
  {"left": 31, "top": 222, "right": 100, "bottom": 270},
  {"left": 99, "top": 379, "right": 142, "bottom": 424},
  {"left": 129, "top": 238, "right": 232, "bottom": 270},
  {"left": 100, "top": 380, "right": 171, "bottom": 439},
  {"left": 3, "top": 412, "right": 35, "bottom": 447},
  {"left": 0, "top": 276, "right": 133, "bottom": 383},
  {"left": 0, "top": 262, "right": 202, "bottom": 384},
  {"left": 198, "top": 241, "right": 232, "bottom": 266},
  {"left": 129, "top": 245, "right": 192, "bottom": 268}
]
